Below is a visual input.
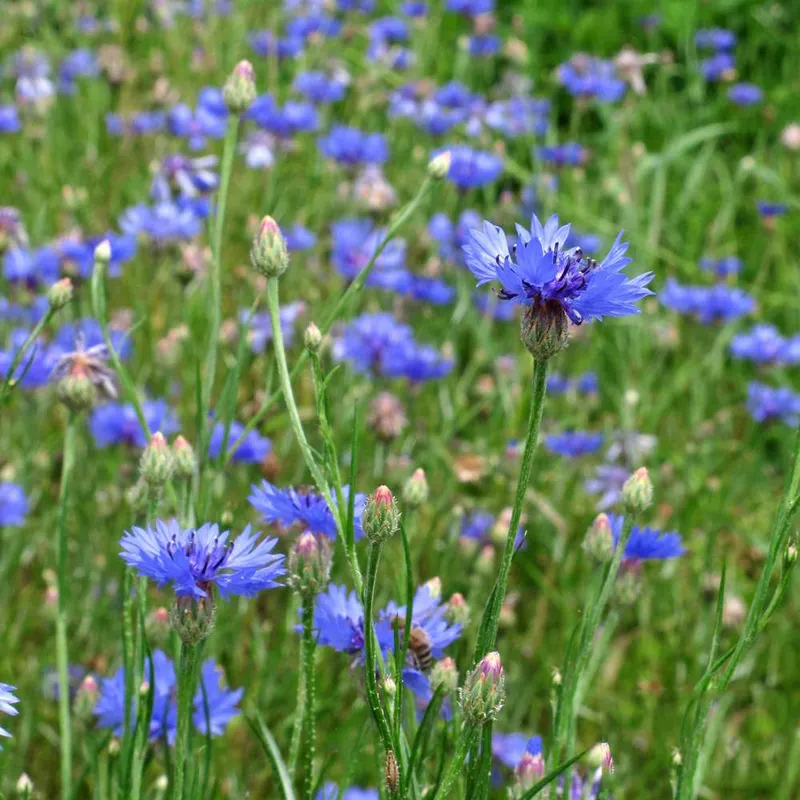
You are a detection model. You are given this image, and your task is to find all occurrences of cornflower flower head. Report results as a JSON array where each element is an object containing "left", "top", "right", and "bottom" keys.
[
  {"left": 460, "top": 510, "right": 525, "bottom": 550},
  {"left": 247, "top": 96, "right": 318, "bottom": 138},
  {"left": 429, "top": 210, "right": 482, "bottom": 264},
  {"left": 446, "top": 0, "right": 494, "bottom": 15},
  {"left": 286, "top": 12, "right": 342, "bottom": 40},
  {"left": 283, "top": 223, "right": 316, "bottom": 252},
  {"left": 0, "top": 482, "right": 27, "bottom": 527},
  {"left": 700, "top": 256, "right": 742, "bottom": 277},
  {"left": 432, "top": 145, "right": 503, "bottom": 190},
  {"left": 120, "top": 519, "right": 285, "bottom": 599},
  {"left": 729, "top": 324, "right": 791, "bottom": 365},
  {"left": 3, "top": 245, "right": 60, "bottom": 287},
  {"left": 695, "top": 28, "right": 736, "bottom": 50},
  {"left": 94, "top": 649, "right": 241, "bottom": 743},
  {"left": 330, "top": 219, "right": 406, "bottom": 283},
  {"left": 485, "top": 96, "right": 550, "bottom": 138},
  {"left": 379, "top": 339, "right": 454, "bottom": 382},
  {"left": 756, "top": 201, "right": 787, "bottom": 219},
  {"left": 208, "top": 419, "right": 271, "bottom": 463},
  {"left": 727, "top": 83, "right": 762, "bottom": 105},
  {"left": 547, "top": 371, "right": 598, "bottom": 395},
  {"left": 608, "top": 514, "right": 685, "bottom": 562},
  {"left": 119, "top": 201, "right": 202, "bottom": 244},
  {"left": 10, "top": 47, "right": 55, "bottom": 110},
  {"left": 0, "top": 106, "right": 21, "bottom": 134},
  {"left": 249, "top": 30, "right": 305, "bottom": 60},
  {"left": 293, "top": 70, "right": 347, "bottom": 104},
  {"left": 152, "top": 154, "right": 219, "bottom": 200},
  {"left": 584, "top": 464, "right": 631, "bottom": 511},
  {"left": 660, "top": 279, "right": 754, "bottom": 323},
  {"left": 58, "top": 48, "right": 99, "bottom": 94},
  {"left": 402, "top": 1, "right": 428, "bottom": 16},
  {"left": 318, "top": 125, "right": 388, "bottom": 166},
  {"left": 240, "top": 130, "right": 275, "bottom": 169},
  {"left": 545, "top": 431, "right": 604, "bottom": 457},
  {"left": 536, "top": 142, "right": 588, "bottom": 167},
  {"left": 0, "top": 683, "right": 19, "bottom": 749},
  {"left": 556, "top": 54, "right": 626, "bottom": 102},
  {"left": 89, "top": 400, "right": 179, "bottom": 449},
  {"left": 747, "top": 382, "right": 800, "bottom": 425},
  {"left": 317, "top": 784, "right": 378, "bottom": 800},
  {"left": 700, "top": 52, "right": 735, "bottom": 82},
  {"left": 168, "top": 90, "right": 228, "bottom": 150},
  {"left": 249, "top": 480, "right": 366, "bottom": 540},
  {"left": 50, "top": 334, "right": 118, "bottom": 410},
  {"left": 332, "top": 312, "right": 413, "bottom": 375},
  {"left": 106, "top": 110, "right": 166, "bottom": 137}
]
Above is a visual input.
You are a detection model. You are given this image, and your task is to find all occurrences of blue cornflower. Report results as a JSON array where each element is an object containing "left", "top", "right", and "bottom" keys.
[
  {"left": 283, "top": 224, "right": 316, "bottom": 252},
  {"left": 0, "top": 483, "right": 28, "bottom": 526},
  {"left": 546, "top": 372, "right": 598, "bottom": 395},
  {"left": 727, "top": 83, "right": 762, "bottom": 105},
  {"left": 536, "top": 143, "right": 587, "bottom": 167},
  {"left": 700, "top": 256, "right": 742, "bottom": 277},
  {"left": 485, "top": 96, "right": 550, "bottom": 138},
  {"left": 556, "top": 54, "right": 626, "bottom": 102},
  {"left": 54, "top": 233, "right": 136, "bottom": 281},
  {"left": 54, "top": 319, "right": 131, "bottom": 360},
  {"left": 1, "top": 328, "right": 60, "bottom": 389},
  {"left": 0, "top": 106, "right": 21, "bottom": 134},
  {"left": 432, "top": 145, "right": 503, "bottom": 190},
  {"left": 89, "top": 400, "right": 179, "bottom": 449},
  {"left": 95, "top": 649, "right": 241, "bottom": 743},
  {"left": 244, "top": 301, "right": 305, "bottom": 352},
  {"left": 58, "top": 48, "right": 99, "bottom": 94},
  {"left": 608, "top": 514, "right": 685, "bottom": 562},
  {"left": 700, "top": 52, "right": 735, "bottom": 81},
  {"left": 380, "top": 339, "right": 453, "bottom": 382},
  {"left": 660, "top": 279, "right": 754, "bottom": 324},
  {"left": 248, "top": 96, "right": 319, "bottom": 138},
  {"left": 757, "top": 201, "right": 787, "bottom": 218},
  {"left": 248, "top": 480, "right": 366, "bottom": 540},
  {"left": 584, "top": 464, "right": 631, "bottom": 511},
  {"left": 460, "top": 510, "right": 525, "bottom": 550},
  {"left": 405, "top": 275, "right": 455, "bottom": 305},
  {"left": 152, "top": 154, "right": 219, "bottom": 200},
  {"left": 402, "top": 2, "right": 428, "bottom": 16},
  {"left": 318, "top": 126, "right": 388, "bottom": 166},
  {"left": 429, "top": 210, "right": 482, "bottom": 265},
  {"left": 694, "top": 28, "right": 736, "bottom": 51},
  {"left": 446, "top": 0, "right": 493, "bottom": 15},
  {"left": 106, "top": 110, "right": 166, "bottom": 137},
  {"left": 492, "top": 732, "right": 539, "bottom": 769},
  {"left": 286, "top": 13, "right": 342, "bottom": 40},
  {"left": 208, "top": 420, "right": 271, "bottom": 463},
  {"left": 249, "top": 30, "right": 304, "bottom": 59},
  {"left": 417, "top": 98, "right": 469, "bottom": 137},
  {"left": 0, "top": 683, "right": 19, "bottom": 749},
  {"left": 747, "top": 382, "right": 800, "bottom": 426},
  {"left": 464, "top": 214, "right": 653, "bottom": 325},
  {"left": 317, "top": 785, "right": 378, "bottom": 800},
  {"left": 730, "top": 324, "right": 789, "bottom": 365},
  {"left": 168, "top": 97, "right": 227, "bottom": 151},
  {"left": 120, "top": 519, "right": 285, "bottom": 599},
  {"left": 330, "top": 219, "right": 406, "bottom": 283},
  {"left": 469, "top": 35, "right": 501, "bottom": 57},
  {"left": 3, "top": 246, "right": 60, "bottom": 287},
  {"left": 293, "top": 70, "right": 347, "bottom": 104},
  {"left": 545, "top": 431, "right": 604, "bottom": 457},
  {"left": 119, "top": 201, "right": 202, "bottom": 244}
]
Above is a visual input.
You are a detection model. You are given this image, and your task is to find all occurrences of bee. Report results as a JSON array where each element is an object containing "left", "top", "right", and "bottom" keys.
[{"left": 390, "top": 615, "right": 434, "bottom": 673}]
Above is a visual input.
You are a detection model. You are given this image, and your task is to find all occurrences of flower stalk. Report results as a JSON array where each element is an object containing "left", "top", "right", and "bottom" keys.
[{"left": 173, "top": 639, "right": 200, "bottom": 800}]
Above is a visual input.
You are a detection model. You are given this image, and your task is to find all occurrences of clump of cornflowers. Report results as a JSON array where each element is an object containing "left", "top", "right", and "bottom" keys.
[
  {"left": 89, "top": 399, "right": 179, "bottom": 448},
  {"left": 0, "top": 483, "right": 28, "bottom": 526},
  {"left": 727, "top": 83, "right": 762, "bottom": 105},
  {"left": 730, "top": 325, "right": 800, "bottom": 366},
  {"left": 249, "top": 480, "right": 366, "bottom": 539},
  {"left": 460, "top": 509, "right": 525, "bottom": 551},
  {"left": 747, "top": 382, "right": 800, "bottom": 426},
  {"left": 464, "top": 214, "right": 652, "bottom": 360},
  {"left": 94, "top": 649, "right": 241, "bottom": 742},
  {"left": 700, "top": 256, "right": 742, "bottom": 277},
  {"left": 167, "top": 87, "right": 228, "bottom": 150},
  {"left": 432, "top": 145, "right": 503, "bottom": 190},
  {"left": 695, "top": 28, "right": 736, "bottom": 51},
  {"left": 556, "top": 53, "right": 626, "bottom": 101},
  {"left": 660, "top": 279, "right": 754, "bottom": 324},
  {"left": 0, "top": 683, "right": 19, "bottom": 748},
  {"left": 545, "top": 431, "right": 604, "bottom": 457},
  {"left": 317, "top": 784, "right": 378, "bottom": 800},
  {"left": 700, "top": 52, "right": 735, "bottom": 82},
  {"left": 546, "top": 371, "right": 598, "bottom": 395},
  {"left": 208, "top": 418, "right": 271, "bottom": 463},
  {"left": 293, "top": 70, "right": 347, "bottom": 104},
  {"left": 318, "top": 126, "right": 388, "bottom": 167},
  {"left": 536, "top": 142, "right": 588, "bottom": 168}
]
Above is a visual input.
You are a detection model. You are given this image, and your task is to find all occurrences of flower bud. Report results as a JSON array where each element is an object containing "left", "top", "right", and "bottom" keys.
[
  {"left": 446, "top": 592, "right": 470, "bottom": 626},
  {"left": 583, "top": 513, "right": 614, "bottom": 562},
  {"left": 288, "top": 532, "right": 332, "bottom": 596},
  {"left": 428, "top": 150, "right": 452, "bottom": 180},
  {"left": 362, "top": 485, "right": 400, "bottom": 544},
  {"left": 586, "top": 741, "right": 614, "bottom": 774},
  {"left": 139, "top": 431, "right": 175, "bottom": 489},
  {"left": 459, "top": 651, "right": 505, "bottom": 725},
  {"left": 15, "top": 774, "right": 33, "bottom": 799},
  {"left": 520, "top": 302, "right": 570, "bottom": 361},
  {"left": 424, "top": 577, "right": 442, "bottom": 599},
  {"left": 621, "top": 467, "right": 653, "bottom": 514},
  {"left": 146, "top": 606, "right": 171, "bottom": 643},
  {"left": 74, "top": 674, "right": 99, "bottom": 720},
  {"left": 512, "top": 751, "right": 545, "bottom": 797},
  {"left": 94, "top": 239, "right": 112, "bottom": 264},
  {"left": 47, "top": 278, "right": 73, "bottom": 310},
  {"left": 250, "top": 216, "right": 289, "bottom": 279},
  {"left": 402, "top": 468, "right": 429, "bottom": 508},
  {"left": 171, "top": 435, "right": 196, "bottom": 480},
  {"left": 385, "top": 750, "right": 400, "bottom": 795},
  {"left": 784, "top": 541, "right": 797, "bottom": 570},
  {"left": 169, "top": 594, "right": 215, "bottom": 645},
  {"left": 382, "top": 675, "right": 397, "bottom": 698},
  {"left": 303, "top": 322, "right": 322, "bottom": 352},
  {"left": 222, "top": 60, "right": 257, "bottom": 113},
  {"left": 108, "top": 738, "right": 121, "bottom": 757},
  {"left": 430, "top": 656, "right": 459, "bottom": 693},
  {"left": 155, "top": 775, "right": 169, "bottom": 793},
  {"left": 476, "top": 544, "right": 496, "bottom": 576},
  {"left": 57, "top": 372, "right": 96, "bottom": 413},
  {"left": 551, "top": 667, "right": 562, "bottom": 687}
]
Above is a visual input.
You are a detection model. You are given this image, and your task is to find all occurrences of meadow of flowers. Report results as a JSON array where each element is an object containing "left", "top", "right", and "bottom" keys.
[{"left": 1, "top": 0, "right": 798, "bottom": 797}]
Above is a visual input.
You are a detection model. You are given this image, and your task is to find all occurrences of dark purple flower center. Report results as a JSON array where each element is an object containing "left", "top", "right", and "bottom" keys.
[{"left": 167, "top": 529, "right": 233, "bottom": 581}]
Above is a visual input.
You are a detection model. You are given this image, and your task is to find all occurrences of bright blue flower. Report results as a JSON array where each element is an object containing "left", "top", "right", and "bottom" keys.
[
  {"left": 332, "top": 312, "right": 412, "bottom": 374},
  {"left": 208, "top": 420, "right": 271, "bottom": 463},
  {"left": 432, "top": 145, "right": 503, "bottom": 190},
  {"left": 429, "top": 210, "right": 482, "bottom": 264},
  {"left": 547, "top": 372, "right": 598, "bottom": 395},
  {"left": 54, "top": 319, "right": 131, "bottom": 360},
  {"left": 402, "top": 2, "right": 428, "bottom": 16},
  {"left": 460, "top": 510, "right": 525, "bottom": 550},
  {"left": 317, "top": 784, "right": 378, "bottom": 800},
  {"left": 695, "top": 28, "right": 736, "bottom": 50},
  {"left": 727, "top": 83, "right": 762, "bottom": 105},
  {"left": 747, "top": 382, "right": 800, "bottom": 425},
  {"left": 249, "top": 481, "right": 366, "bottom": 540},
  {"left": 464, "top": 214, "right": 653, "bottom": 324},
  {"left": 609, "top": 514, "right": 685, "bottom": 561},
  {"left": 58, "top": 48, "right": 99, "bottom": 93},
  {"left": 484, "top": 96, "right": 549, "bottom": 137},
  {"left": 0, "top": 327, "right": 59, "bottom": 389},
  {"left": 168, "top": 98, "right": 227, "bottom": 151},
  {"left": 545, "top": 431, "right": 603, "bottom": 457},
  {"left": 730, "top": 324, "right": 789, "bottom": 365},
  {"left": 700, "top": 256, "right": 742, "bottom": 277},
  {"left": 311, "top": 583, "right": 391, "bottom": 656},
  {"left": 249, "top": 30, "right": 304, "bottom": 59},
  {"left": 0, "top": 483, "right": 28, "bottom": 526},
  {"left": 152, "top": 154, "right": 219, "bottom": 201},
  {"left": 469, "top": 35, "right": 501, "bottom": 57},
  {"left": 293, "top": 70, "right": 346, "bottom": 104},
  {"left": 106, "top": 110, "right": 166, "bottom": 136},
  {"left": 536, "top": 142, "right": 587, "bottom": 167},
  {"left": 380, "top": 340, "right": 453, "bottom": 382},
  {"left": 492, "top": 732, "right": 541, "bottom": 768},
  {"left": 331, "top": 219, "right": 406, "bottom": 283},
  {"left": 660, "top": 279, "right": 754, "bottom": 323},
  {"left": 283, "top": 224, "right": 316, "bottom": 252},
  {"left": 119, "top": 201, "right": 202, "bottom": 244},
  {"left": 757, "top": 201, "right": 787, "bottom": 218},
  {"left": 584, "top": 464, "right": 631, "bottom": 511},
  {"left": 94, "top": 649, "right": 241, "bottom": 743},
  {"left": 318, "top": 126, "right": 388, "bottom": 166},
  {"left": 89, "top": 400, "right": 179, "bottom": 449},
  {"left": 3, "top": 245, "right": 60, "bottom": 287},
  {"left": 247, "top": 95, "right": 319, "bottom": 138},
  {"left": 120, "top": 519, "right": 285, "bottom": 599},
  {"left": 446, "top": 0, "right": 493, "bottom": 15},
  {"left": 700, "top": 52, "right": 735, "bottom": 81},
  {"left": 0, "top": 683, "right": 19, "bottom": 749},
  {"left": 0, "top": 106, "right": 21, "bottom": 134},
  {"left": 286, "top": 13, "right": 342, "bottom": 40},
  {"left": 556, "top": 55, "right": 626, "bottom": 102},
  {"left": 405, "top": 275, "right": 455, "bottom": 305}
]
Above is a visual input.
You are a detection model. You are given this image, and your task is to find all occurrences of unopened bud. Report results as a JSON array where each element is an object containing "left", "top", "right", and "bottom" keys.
[
  {"left": 551, "top": 667, "right": 562, "bottom": 687},
  {"left": 57, "top": 372, "right": 96, "bottom": 413},
  {"left": 108, "top": 738, "right": 121, "bottom": 756},
  {"left": 587, "top": 742, "right": 614, "bottom": 774},
  {"left": 520, "top": 302, "right": 569, "bottom": 361},
  {"left": 583, "top": 513, "right": 614, "bottom": 563},
  {"left": 94, "top": 239, "right": 112, "bottom": 264},
  {"left": 459, "top": 651, "right": 505, "bottom": 725},
  {"left": 139, "top": 431, "right": 174, "bottom": 488},
  {"left": 476, "top": 544, "right": 495, "bottom": 576},
  {"left": 47, "top": 277, "right": 73, "bottom": 310},
  {"left": 385, "top": 750, "right": 400, "bottom": 795},
  {"left": 15, "top": 774, "right": 33, "bottom": 798},
  {"left": 362, "top": 485, "right": 400, "bottom": 544},
  {"left": 288, "top": 532, "right": 332, "bottom": 596},
  {"left": 430, "top": 656, "right": 459, "bottom": 692},
  {"left": 382, "top": 675, "right": 397, "bottom": 697},
  {"left": 250, "top": 216, "right": 289, "bottom": 278},
  {"left": 402, "top": 468, "right": 429, "bottom": 508},
  {"left": 74, "top": 674, "right": 99, "bottom": 720},
  {"left": 154, "top": 775, "right": 169, "bottom": 792},
  {"left": 222, "top": 60, "right": 257, "bottom": 113},
  {"left": 147, "top": 607, "right": 171, "bottom": 643},
  {"left": 621, "top": 467, "right": 653, "bottom": 514},
  {"left": 513, "top": 751, "right": 545, "bottom": 796},
  {"left": 171, "top": 435, "right": 196, "bottom": 480},
  {"left": 303, "top": 322, "right": 322, "bottom": 352},
  {"left": 672, "top": 749, "right": 682, "bottom": 766},
  {"left": 169, "top": 594, "right": 215, "bottom": 645},
  {"left": 446, "top": 592, "right": 470, "bottom": 626},
  {"left": 428, "top": 150, "right": 452, "bottom": 180},
  {"left": 784, "top": 541, "right": 797, "bottom": 569}
]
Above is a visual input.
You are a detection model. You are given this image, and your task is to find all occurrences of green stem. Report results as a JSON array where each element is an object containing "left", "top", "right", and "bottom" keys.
[
  {"left": 0, "top": 308, "right": 54, "bottom": 402},
  {"left": 56, "top": 413, "right": 78, "bottom": 800},
  {"left": 431, "top": 724, "right": 478, "bottom": 800},
  {"left": 474, "top": 358, "right": 548, "bottom": 660},
  {"left": 173, "top": 640, "right": 200, "bottom": 800},
  {"left": 301, "top": 597, "right": 317, "bottom": 800},
  {"left": 226, "top": 176, "right": 437, "bottom": 464}
]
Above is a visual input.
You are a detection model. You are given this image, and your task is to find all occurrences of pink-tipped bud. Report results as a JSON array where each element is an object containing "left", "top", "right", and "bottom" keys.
[
  {"left": 622, "top": 467, "right": 653, "bottom": 514},
  {"left": 223, "top": 60, "right": 257, "bottom": 113},
  {"left": 288, "top": 532, "right": 332, "bottom": 596},
  {"left": 139, "top": 431, "right": 174, "bottom": 488},
  {"left": 583, "top": 513, "right": 614, "bottom": 563},
  {"left": 250, "top": 216, "right": 289, "bottom": 278},
  {"left": 514, "top": 751, "right": 545, "bottom": 794},
  {"left": 428, "top": 150, "right": 451, "bottom": 180},
  {"left": 587, "top": 741, "right": 614, "bottom": 774},
  {"left": 74, "top": 674, "right": 99, "bottom": 720},
  {"left": 430, "top": 656, "right": 459, "bottom": 693},
  {"left": 446, "top": 592, "right": 470, "bottom": 626},
  {"left": 402, "top": 468, "right": 429, "bottom": 507},
  {"left": 47, "top": 278, "right": 73, "bottom": 310},
  {"left": 460, "top": 651, "right": 505, "bottom": 725},
  {"left": 171, "top": 435, "right": 195, "bottom": 480},
  {"left": 363, "top": 486, "right": 400, "bottom": 544},
  {"left": 304, "top": 322, "right": 322, "bottom": 352}
]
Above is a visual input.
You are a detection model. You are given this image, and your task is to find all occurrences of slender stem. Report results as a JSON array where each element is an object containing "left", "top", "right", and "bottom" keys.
[
  {"left": 431, "top": 724, "right": 478, "bottom": 800},
  {"left": 226, "top": 176, "right": 437, "bottom": 464},
  {"left": 0, "top": 308, "right": 54, "bottom": 402},
  {"left": 56, "top": 413, "right": 78, "bottom": 800},
  {"left": 287, "top": 635, "right": 306, "bottom": 781},
  {"left": 474, "top": 358, "right": 548, "bottom": 660},
  {"left": 301, "top": 597, "right": 317, "bottom": 800},
  {"left": 173, "top": 640, "right": 200, "bottom": 800}
]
